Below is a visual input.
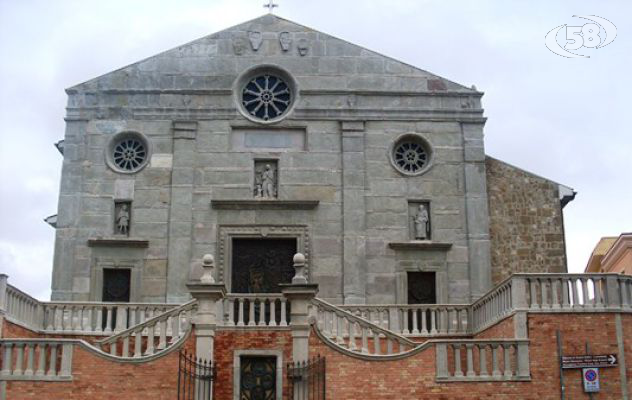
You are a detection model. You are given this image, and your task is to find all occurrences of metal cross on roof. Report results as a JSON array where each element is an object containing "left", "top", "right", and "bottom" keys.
[{"left": 263, "top": 0, "right": 278, "bottom": 13}]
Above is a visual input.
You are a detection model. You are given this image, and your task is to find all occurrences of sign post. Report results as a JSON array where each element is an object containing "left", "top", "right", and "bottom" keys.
[
  {"left": 583, "top": 368, "right": 600, "bottom": 393},
  {"left": 561, "top": 354, "right": 618, "bottom": 369}
]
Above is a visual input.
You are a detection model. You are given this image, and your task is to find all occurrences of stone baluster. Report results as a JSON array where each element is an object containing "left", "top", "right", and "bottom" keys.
[
  {"left": 551, "top": 278, "right": 561, "bottom": 309},
  {"left": 158, "top": 318, "right": 168, "bottom": 350},
  {"left": 561, "top": 278, "right": 570, "bottom": 308},
  {"left": 503, "top": 343, "right": 513, "bottom": 377},
  {"left": 134, "top": 330, "right": 142, "bottom": 357},
  {"left": 24, "top": 343, "right": 35, "bottom": 375},
  {"left": 373, "top": 330, "right": 380, "bottom": 355},
  {"left": 411, "top": 309, "right": 419, "bottom": 335},
  {"left": 145, "top": 325, "right": 155, "bottom": 355},
  {"left": 35, "top": 344, "right": 46, "bottom": 376},
  {"left": 430, "top": 310, "right": 438, "bottom": 335},
  {"left": 258, "top": 298, "right": 267, "bottom": 326},
  {"left": 237, "top": 298, "right": 245, "bottom": 327},
  {"left": 1, "top": 343, "right": 12, "bottom": 375},
  {"left": 402, "top": 308, "right": 410, "bottom": 335},
  {"left": 122, "top": 337, "right": 130, "bottom": 357},
  {"left": 491, "top": 344, "right": 501, "bottom": 377},
  {"left": 46, "top": 344, "right": 57, "bottom": 376},
  {"left": 13, "top": 343, "right": 24, "bottom": 375},
  {"left": 420, "top": 309, "right": 427, "bottom": 335},
  {"left": 539, "top": 278, "right": 549, "bottom": 308},
  {"left": 348, "top": 321, "right": 357, "bottom": 351},
  {"left": 248, "top": 299, "right": 256, "bottom": 327},
  {"left": 580, "top": 277, "right": 590, "bottom": 307},
  {"left": 529, "top": 278, "right": 539, "bottom": 309},
  {"left": 104, "top": 306, "right": 113, "bottom": 334},
  {"left": 453, "top": 344, "right": 463, "bottom": 377},
  {"left": 280, "top": 298, "right": 288, "bottom": 327},
  {"left": 361, "top": 326, "right": 369, "bottom": 354},
  {"left": 269, "top": 298, "right": 277, "bottom": 327},
  {"left": 466, "top": 344, "right": 476, "bottom": 377},
  {"left": 479, "top": 344, "right": 489, "bottom": 377}
]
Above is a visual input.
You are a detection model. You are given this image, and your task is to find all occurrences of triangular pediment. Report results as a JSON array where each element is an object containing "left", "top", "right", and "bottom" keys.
[{"left": 68, "top": 14, "right": 474, "bottom": 93}]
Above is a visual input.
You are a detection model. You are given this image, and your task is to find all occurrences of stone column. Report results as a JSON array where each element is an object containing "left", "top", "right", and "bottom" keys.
[
  {"left": 167, "top": 121, "right": 198, "bottom": 302},
  {"left": 461, "top": 122, "right": 492, "bottom": 301},
  {"left": 280, "top": 253, "right": 319, "bottom": 362},
  {"left": 186, "top": 254, "right": 226, "bottom": 360},
  {"left": 340, "top": 121, "right": 366, "bottom": 304}
]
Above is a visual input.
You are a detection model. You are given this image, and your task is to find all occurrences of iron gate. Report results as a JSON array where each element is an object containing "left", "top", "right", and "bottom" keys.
[
  {"left": 287, "top": 355, "right": 326, "bottom": 400},
  {"left": 178, "top": 350, "right": 215, "bottom": 400}
]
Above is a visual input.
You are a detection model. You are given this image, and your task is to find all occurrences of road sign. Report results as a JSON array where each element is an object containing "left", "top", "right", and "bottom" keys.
[
  {"left": 582, "top": 368, "right": 600, "bottom": 392},
  {"left": 562, "top": 354, "right": 618, "bottom": 369}
]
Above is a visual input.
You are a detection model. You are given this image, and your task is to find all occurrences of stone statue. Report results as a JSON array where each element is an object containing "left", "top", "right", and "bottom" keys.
[
  {"left": 261, "top": 164, "right": 276, "bottom": 198},
  {"left": 116, "top": 204, "right": 130, "bottom": 236},
  {"left": 413, "top": 204, "right": 429, "bottom": 240}
]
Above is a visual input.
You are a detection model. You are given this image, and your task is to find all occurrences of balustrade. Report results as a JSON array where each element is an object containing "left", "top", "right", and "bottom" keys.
[
  {"left": 0, "top": 340, "right": 73, "bottom": 380},
  {"left": 97, "top": 300, "right": 195, "bottom": 358},
  {"left": 340, "top": 304, "right": 470, "bottom": 337},
  {"left": 435, "top": 340, "right": 529, "bottom": 381},
  {"left": 313, "top": 298, "right": 417, "bottom": 357},
  {"left": 222, "top": 294, "right": 289, "bottom": 328}
]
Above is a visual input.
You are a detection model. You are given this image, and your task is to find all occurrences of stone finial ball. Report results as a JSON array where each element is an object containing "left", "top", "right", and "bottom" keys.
[
  {"left": 202, "top": 254, "right": 214, "bottom": 266},
  {"left": 293, "top": 252, "right": 305, "bottom": 265}
]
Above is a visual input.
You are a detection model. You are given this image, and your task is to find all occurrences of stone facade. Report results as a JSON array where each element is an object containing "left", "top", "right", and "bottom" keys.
[
  {"left": 486, "top": 157, "right": 568, "bottom": 285},
  {"left": 50, "top": 14, "right": 573, "bottom": 306}
]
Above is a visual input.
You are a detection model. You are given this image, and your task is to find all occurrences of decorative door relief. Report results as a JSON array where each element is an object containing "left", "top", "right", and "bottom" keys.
[
  {"left": 254, "top": 160, "right": 278, "bottom": 199},
  {"left": 114, "top": 201, "right": 132, "bottom": 236},
  {"left": 409, "top": 201, "right": 431, "bottom": 240}
]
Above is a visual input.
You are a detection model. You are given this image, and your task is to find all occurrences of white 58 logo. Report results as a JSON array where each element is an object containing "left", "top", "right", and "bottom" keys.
[{"left": 545, "top": 15, "right": 617, "bottom": 58}]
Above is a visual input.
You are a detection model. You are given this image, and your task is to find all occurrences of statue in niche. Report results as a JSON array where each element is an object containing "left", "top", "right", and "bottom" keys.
[
  {"left": 279, "top": 32, "right": 292, "bottom": 51},
  {"left": 254, "top": 162, "right": 277, "bottom": 199},
  {"left": 413, "top": 204, "right": 429, "bottom": 240},
  {"left": 115, "top": 204, "right": 130, "bottom": 236},
  {"left": 261, "top": 164, "right": 276, "bottom": 198}
]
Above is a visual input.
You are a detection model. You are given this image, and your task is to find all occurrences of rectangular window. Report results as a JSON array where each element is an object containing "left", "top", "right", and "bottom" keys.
[
  {"left": 407, "top": 271, "right": 436, "bottom": 304},
  {"left": 102, "top": 268, "right": 131, "bottom": 302}
]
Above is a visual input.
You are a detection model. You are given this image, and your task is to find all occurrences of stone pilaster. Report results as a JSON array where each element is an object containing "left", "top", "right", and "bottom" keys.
[
  {"left": 0, "top": 274, "right": 7, "bottom": 338},
  {"left": 167, "top": 121, "right": 197, "bottom": 302},
  {"left": 461, "top": 122, "right": 492, "bottom": 300},
  {"left": 186, "top": 282, "right": 226, "bottom": 360},
  {"left": 341, "top": 121, "right": 366, "bottom": 304},
  {"left": 280, "top": 253, "right": 319, "bottom": 362}
]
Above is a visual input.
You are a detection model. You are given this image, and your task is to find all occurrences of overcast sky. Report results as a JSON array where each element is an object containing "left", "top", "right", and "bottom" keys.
[{"left": 0, "top": 0, "right": 630, "bottom": 300}]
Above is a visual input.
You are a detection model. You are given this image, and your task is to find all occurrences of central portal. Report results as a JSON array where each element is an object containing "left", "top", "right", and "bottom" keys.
[{"left": 231, "top": 238, "right": 297, "bottom": 293}]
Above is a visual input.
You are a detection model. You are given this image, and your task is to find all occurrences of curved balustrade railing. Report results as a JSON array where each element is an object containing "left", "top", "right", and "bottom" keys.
[
  {"left": 471, "top": 278, "right": 513, "bottom": 333},
  {"left": 311, "top": 298, "right": 419, "bottom": 358},
  {"left": 97, "top": 300, "right": 196, "bottom": 359},
  {"left": 340, "top": 304, "right": 470, "bottom": 337}
]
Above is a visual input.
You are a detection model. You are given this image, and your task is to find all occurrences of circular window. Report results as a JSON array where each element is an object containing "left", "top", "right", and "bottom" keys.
[
  {"left": 105, "top": 132, "right": 151, "bottom": 174},
  {"left": 235, "top": 65, "right": 297, "bottom": 124},
  {"left": 389, "top": 134, "right": 433, "bottom": 176}
]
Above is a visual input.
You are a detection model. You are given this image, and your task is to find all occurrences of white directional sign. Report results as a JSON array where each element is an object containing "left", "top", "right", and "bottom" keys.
[{"left": 582, "top": 368, "right": 600, "bottom": 393}]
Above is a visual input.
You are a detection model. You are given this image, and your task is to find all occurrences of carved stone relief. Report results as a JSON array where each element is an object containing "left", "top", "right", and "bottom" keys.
[
  {"left": 297, "top": 38, "right": 309, "bottom": 56},
  {"left": 114, "top": 201, "right": 131, "bottom": 236},
  {"left": 254, "top": 160, "right": 278, "bottom": 199},
  {"left": 279, "top": 32, "right": 292, "bottom": 51},
  {"left": 233, "top": 37, "right": 247, "bottom": 55},
  {"left": 248, "top": 31, "right": 263, "bottom": 51}
]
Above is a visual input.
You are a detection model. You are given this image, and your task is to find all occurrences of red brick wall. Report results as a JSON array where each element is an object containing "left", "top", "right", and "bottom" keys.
[
  {"left": 307, "top": 313, "right": 631, "bottom": 399},
  {"left": 213, "top": 330, "right": 293, "bottom": 400},
  {"left": 5, "top": 336, "right": 195, "bottom": 400},
  {"left": 475, "top": 314, "right": 515, "bottom": 339}
]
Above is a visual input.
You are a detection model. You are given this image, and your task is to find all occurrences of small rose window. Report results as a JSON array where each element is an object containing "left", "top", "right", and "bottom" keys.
[
  {"left": 242, "top": 74, "right": 292, "bottom": 121},
  {"left": 106, "top": 131, "right": 151, "bottom": 174},
  {"left": 390, "top": 134, "right": 432, "bottom": 176}
]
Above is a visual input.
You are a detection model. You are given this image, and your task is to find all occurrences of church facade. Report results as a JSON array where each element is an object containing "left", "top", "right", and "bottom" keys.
[
  {"left": 50, "top": 14, "right": 572, "bottom": 306},
  {"left": 3, "top": 14, "right": 632, "bottom": 400}
]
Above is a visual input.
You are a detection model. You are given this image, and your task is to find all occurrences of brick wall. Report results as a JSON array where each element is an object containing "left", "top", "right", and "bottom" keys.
[
  {"left": 486, "top": 157, "right": 568, "bottom": 284},
  {"left": 213, "top": 330, "right": 293, "bottom": 400},
  {"left": 308, "top": 313, "right": 630, "bottom": 399}
]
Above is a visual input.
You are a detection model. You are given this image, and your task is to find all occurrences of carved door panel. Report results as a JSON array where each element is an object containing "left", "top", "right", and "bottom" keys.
[
  {"left": 240, "top": 356, "right": 276, "bottom": 400},
  {"left": 231, "top": 238, "right": 296, "bottom": 293}
]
